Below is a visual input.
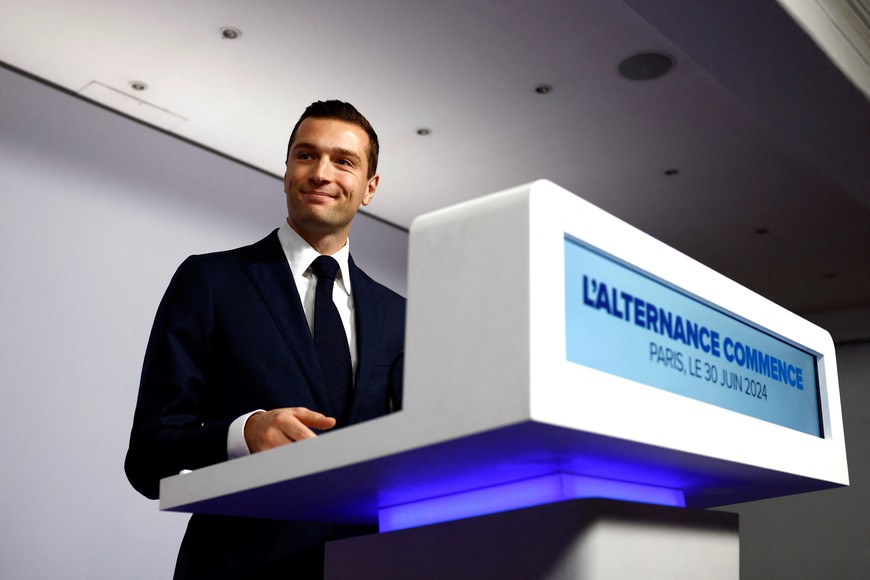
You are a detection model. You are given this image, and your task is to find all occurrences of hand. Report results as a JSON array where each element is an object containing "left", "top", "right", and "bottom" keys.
[{"left": 244, "top": 407, "right": 336, "bottom": 453}]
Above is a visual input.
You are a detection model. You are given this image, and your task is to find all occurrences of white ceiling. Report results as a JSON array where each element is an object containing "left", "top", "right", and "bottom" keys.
[{"left": 2, "top": 0, "right": 869, "bottom": 315}]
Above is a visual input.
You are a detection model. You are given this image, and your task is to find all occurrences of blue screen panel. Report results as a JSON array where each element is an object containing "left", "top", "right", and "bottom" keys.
[{"left": 564, "top": 235, "right": 821, "bottom": 437}]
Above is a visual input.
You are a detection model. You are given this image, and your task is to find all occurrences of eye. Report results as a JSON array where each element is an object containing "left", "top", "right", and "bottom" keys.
[
  {"left": 296, "top": 152, "right": 313, "bottom": 160},
  {"left": 336, "top": 158, "right": 353, "bottom": 167}
]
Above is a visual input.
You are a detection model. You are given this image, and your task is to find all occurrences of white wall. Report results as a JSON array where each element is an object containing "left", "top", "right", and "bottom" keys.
[{"left": 0, "top": 65, "right": 407, "bottom": 579}]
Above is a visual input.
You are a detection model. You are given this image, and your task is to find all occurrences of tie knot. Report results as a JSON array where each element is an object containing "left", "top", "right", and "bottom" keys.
[{"left": 311, "top": 255, "right": 340, "bottom": 281}]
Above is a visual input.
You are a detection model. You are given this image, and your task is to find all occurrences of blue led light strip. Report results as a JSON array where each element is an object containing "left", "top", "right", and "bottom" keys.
[{"left": 378, "top": 472, "right": 686, "bottom": 532}]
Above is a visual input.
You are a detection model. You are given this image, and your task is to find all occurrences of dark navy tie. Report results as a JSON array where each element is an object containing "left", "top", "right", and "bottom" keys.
[{"left": 311, "top": 255, "right": 352, "bottom": 425}]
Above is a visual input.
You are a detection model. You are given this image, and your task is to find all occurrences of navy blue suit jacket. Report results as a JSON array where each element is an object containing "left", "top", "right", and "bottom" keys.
[{"left": 125, "top": 230, "right": 405, "bottom": 578}]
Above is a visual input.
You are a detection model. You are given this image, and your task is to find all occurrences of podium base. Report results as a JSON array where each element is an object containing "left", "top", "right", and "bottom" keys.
[{"left": 325, "top": 499, "right": 738, "bottom": 580}]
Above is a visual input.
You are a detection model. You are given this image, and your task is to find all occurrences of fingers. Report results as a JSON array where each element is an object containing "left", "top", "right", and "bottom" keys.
[
  {"left": 294, "top": 407, "right": 338, "bottom": 430},
  {"left": 243, "top": 407, "right": 336, "bottom": 454}
]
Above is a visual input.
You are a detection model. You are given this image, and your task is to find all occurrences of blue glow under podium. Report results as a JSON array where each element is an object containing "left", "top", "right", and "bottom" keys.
[{"left": 159, "top": 181, "right": 848, "bottom": 577}]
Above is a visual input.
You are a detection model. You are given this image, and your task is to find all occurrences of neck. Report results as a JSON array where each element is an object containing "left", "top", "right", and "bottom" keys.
[{"left": 286, "top": 219, "right": 348, "bottom": 255}]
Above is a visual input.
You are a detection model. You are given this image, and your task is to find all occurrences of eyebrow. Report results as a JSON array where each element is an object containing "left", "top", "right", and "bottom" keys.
[{"left": 292, "top": 142, "right": 363, "bottom": 163}]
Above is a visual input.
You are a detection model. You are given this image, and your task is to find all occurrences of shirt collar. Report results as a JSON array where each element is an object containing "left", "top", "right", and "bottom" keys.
[{"left": 277, "top": 221, "right": 352, "bottom": 296}]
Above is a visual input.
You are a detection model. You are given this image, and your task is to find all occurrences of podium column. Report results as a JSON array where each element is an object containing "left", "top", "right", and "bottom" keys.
[{"left": 325, "top": 499, "right": 738, "bottom": 580}]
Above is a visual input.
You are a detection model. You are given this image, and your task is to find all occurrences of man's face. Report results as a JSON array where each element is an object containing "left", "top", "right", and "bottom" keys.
[{"left": 284, "top": 117, "right": 379, "bottom": 243}]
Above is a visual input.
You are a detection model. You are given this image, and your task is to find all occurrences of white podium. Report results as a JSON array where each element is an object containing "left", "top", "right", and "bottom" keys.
[{"left": 160, "top": 180, "right": 848, "bottom": 577}]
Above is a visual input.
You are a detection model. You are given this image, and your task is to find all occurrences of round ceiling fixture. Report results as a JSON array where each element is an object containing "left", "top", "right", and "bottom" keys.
[
  {"left": 535, "top": 84, "right": 553, "bottom": 95},
  {"left": 129, "top": 80, "right": 148, "bottom": 91},
  {"left": 416, "top": 128, "right": 431, "bottom": 136},
  {"left": 618, "top": 52, "right": 675, "bottom": 81},
  {"left": 220, "top": 26, "right": 241, "bottom": 40}
]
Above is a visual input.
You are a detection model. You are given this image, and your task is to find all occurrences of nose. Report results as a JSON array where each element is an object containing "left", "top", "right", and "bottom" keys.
[{"left": 310, "top": 157, "right": 332, "bottom": 183}]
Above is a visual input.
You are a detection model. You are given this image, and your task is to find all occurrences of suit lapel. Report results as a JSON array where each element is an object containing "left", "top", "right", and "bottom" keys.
[
  {"left": 243, "top": 232, "right": 332, "bottom": 415},
  {"left": 347, "top": 256, "right": 385, "bottom": 424}
]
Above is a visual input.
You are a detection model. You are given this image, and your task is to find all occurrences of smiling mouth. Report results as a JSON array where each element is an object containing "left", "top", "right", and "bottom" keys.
[{"left": 302, "top": 190, "right": 336, "bottom": 200}]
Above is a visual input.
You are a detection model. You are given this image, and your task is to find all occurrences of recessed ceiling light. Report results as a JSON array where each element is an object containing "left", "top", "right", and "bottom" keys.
[
  {"left": 535, "top": 84, "right": 553, "bottom": 94},
  {"left": 416, "top": 128, "right": 431, "bottom": 136},
  {"left": 220, "top": 26, "right": 241, "bottom": 40},
  {"left": 664, "top": 168, "right": 679, "bottom": 176},
  {"left": 618, "top": 52, "right": 675, "bottom": 81},
  {"left": 129, "top": 81, "right": 148, "bottom": 91}
]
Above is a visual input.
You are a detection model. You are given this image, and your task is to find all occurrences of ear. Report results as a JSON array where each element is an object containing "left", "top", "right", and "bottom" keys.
[
  {"left": 362, "top": 174, "right": 379, "bottom": 206},
  {"left": 283, "top": 167, "right": 291, "bottom": 194}
]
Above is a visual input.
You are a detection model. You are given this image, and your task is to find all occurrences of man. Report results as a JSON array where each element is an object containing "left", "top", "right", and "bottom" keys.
[{"left": 125, "top": 100, "right": 406, "bottom": 578}]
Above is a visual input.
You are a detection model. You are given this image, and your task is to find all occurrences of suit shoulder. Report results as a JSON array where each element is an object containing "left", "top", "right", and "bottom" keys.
[
  {"left": 351, "top": 263, "right": 406, "bottom": 305},
  {"left": 180, "top": 230, "right": 280, "bottom": 269}
]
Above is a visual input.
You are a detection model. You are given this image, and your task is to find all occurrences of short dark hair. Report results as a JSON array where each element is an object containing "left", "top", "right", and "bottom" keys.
[{"left": 286, "top": 100, "right": 379, "bottom": 178}]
